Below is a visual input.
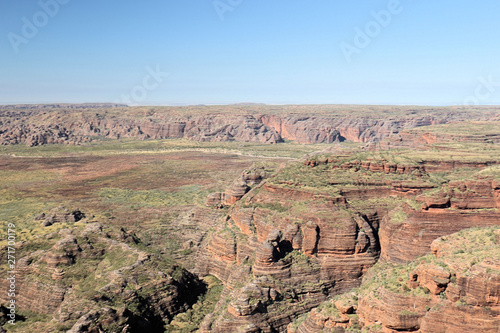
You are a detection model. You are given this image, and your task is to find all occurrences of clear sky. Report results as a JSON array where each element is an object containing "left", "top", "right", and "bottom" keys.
[{"left": 1, "top": 0, "right": 500, "bottom": 106}]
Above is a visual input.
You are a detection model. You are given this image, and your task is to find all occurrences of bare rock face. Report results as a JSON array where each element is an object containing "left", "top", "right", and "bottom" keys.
[
  {"left": 206, "top": 166, "right": 268, "bottom": 208},
  {"left": 381, "top": 179, "right": 500, "bottom": 263},
  {"left": 382, "top": 121, "right": 500, "bottom": 149},
  {"left": 44, "top": 234, "right": 82, "bottom": 268},
  {"left": 2, "top": 105, "right": 499, "bottom": 146},
  {"left": 301, "top": 221, "right": 319, "bottom": 255},
  {"left": 67, "top": 307, "right": 130, "bottom": 333},
  {"left": 228, "top": 278, "right": 279, "bottom": 317},
  {"left": 37, "top": 207, "right": 86, "bottom": 227},
  {"left": 0, "top": 107, "right": 284, "bottom": 146},
  {"left": 206, "top": 192, "right": 227, "bottom": 208},
  {"left": 290, "top": 227, "right": 500, "bottom": 333},
  {"left": 225, "top": 179, "right": 250, "bottom": 205}
]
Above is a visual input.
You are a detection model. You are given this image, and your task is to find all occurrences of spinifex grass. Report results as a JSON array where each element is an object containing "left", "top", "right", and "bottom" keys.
[
  {"left": 0, "top": 138, "right": 332, "bottom": 159},
  {"left": 0, "top": 140, "right": 294, "bottom": 252}
]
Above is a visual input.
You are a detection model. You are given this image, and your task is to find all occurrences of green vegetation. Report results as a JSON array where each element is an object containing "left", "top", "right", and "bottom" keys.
[
  {"left": 476, "top": 165, "right": 500, "bottom": 181},
  {"left": 165, "top": 275, "right": 224, "bottom": 332},
  {"left": 0, "top": 193, "right": 73, "bottom": 247},
  {"left": 271, "top": 153, "right": 437, "bottom": 193},
  {"left": 399, "top": 309, "right": 419, "bottom": 316},
  {"left": 404, "top": 143, "right": 500, "bottom": 163},
  {"left": 387, "top": 207, "right": 409, "bottom": 225},
  {"left": 0, "top": 137, "right": 331, "bottom": 159},
  {"left": 284, "top": 250, "right": 321, "bottom": 271},
  {"left": 271, "top": 163, "right": 341, "bottom": 193},
  {"left": 358, "top": 260, "right": 431, "bottom": 299},
  {"left": 289, "top": 312, "right": 308, "bottom": 331},
  {"left": 435, "top": 226, "right": 500, "bottom": 277},
  {"left": 362, "top": 324, "right": 383, "bottom": 332},
  {"left": 98, "top": 185, "right": 210, "bottom": 208},
  {"left": 351, "top": 196, "right": 421, "bottom": 212},
  {"left": 317, "top": 300, "right": 341, "bottom": 316},
  {"left": 2, "top": 310, "right": 51, "bottom": 333},
  {"left": 243, "top": 202, "right": 288, "bottom": 212}
]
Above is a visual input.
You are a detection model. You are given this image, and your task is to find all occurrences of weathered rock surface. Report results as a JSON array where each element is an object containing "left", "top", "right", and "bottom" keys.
[
  {"left": 197, "top": 144, "right": 500, "bottom": 332},
  {"left": 0, "top": 221, "right": 205, "bottom": 332},
  {"left": 381, "top": 179, "right": 500, "bottom": 263},
  {"left": 206, "top": 166, "right": 268, "bottom": 208},
  {"left": 197, "top": 178, "right": 380, "bottom": 332},
  {"left": 301, "top": 153, "right": 500, "bottom": 264},
  {"left": 1, "top": 104, "right": 499, "bottom": 146},
  {"left": 290, "top": 227, "right": 500, "bottom": 333},
  {"left": 382, "top": 121, "right": 500, "bottom": 149},
  {"left": 35, "top": 206, "right": 86, "bottom": 227}
]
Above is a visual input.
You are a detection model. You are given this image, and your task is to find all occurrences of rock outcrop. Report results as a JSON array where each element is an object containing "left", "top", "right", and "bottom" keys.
[
  {"left": 196, "top": 142, "right": 500, "bottom": 332},
  {"left": 1, "top": 104, "right": 499, "bottom": 146},
  {"left": 0, "top": 222, "right": 205, "bottom": 332},
  {"left": 197, "top": 178, "right": 380, "bottom": 332},
  {"left": 206, "top": 167, "right": 268, "bottom": 208},
  {"left": 35, "top": 206, "right": 86, "bottom": 227},
  {"left": 289, "top": 227, "right": 500, "bottom": 333},
  {"left": 380, "top": 179, "right": 500, "bottom": 263}
]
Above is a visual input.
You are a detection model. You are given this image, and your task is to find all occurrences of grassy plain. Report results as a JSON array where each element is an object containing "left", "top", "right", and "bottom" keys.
[{"left": 0, "top": 139, "right": 330, "bottom": 254}]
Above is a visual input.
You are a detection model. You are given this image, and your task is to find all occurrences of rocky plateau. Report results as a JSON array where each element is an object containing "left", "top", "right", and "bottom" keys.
[
  {"left": 1, "top": 106, "right": 499, "bottom": 332},
  {"left": 1, "top": 104, "right": 499, "bottom": 146}
]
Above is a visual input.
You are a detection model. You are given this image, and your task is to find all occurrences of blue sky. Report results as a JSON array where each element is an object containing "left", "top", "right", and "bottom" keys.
[{"left": 1, "top": 0, "right": 500, "bottom": 105}]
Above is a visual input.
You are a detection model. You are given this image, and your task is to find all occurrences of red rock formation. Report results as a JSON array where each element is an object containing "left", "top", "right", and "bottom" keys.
[
  {"left": 0, "top": 222, "right": 205, "bottom": 332},
  {"left": 206, "top": 167, "right": 267, "bottom": 208},
  {"left": 381, "top": 179, "right": 500, "bottom": 263},
  {"left": 198, "top": 180, "right": 379, "bottom": 332},
  {"left": 2, "top": 104, "right": 499, "bottom": 146},
  {"left": 291, "top": 227, "right": 500, "bottom": 333}
]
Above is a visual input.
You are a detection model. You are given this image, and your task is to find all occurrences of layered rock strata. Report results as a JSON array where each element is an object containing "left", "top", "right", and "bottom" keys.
[
  {"left": 0, "top": 222, "right": 204, "bottom": 332},
  {"left": 2, "top": 105, "right": 499, "bottom": 146},
  {"left": 289, "top": 227, "right": 500, "bottom": 333}
]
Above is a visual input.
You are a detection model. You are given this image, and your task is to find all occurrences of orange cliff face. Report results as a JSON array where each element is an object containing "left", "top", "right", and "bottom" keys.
[
  {"left": 198, "top": 150, "right": 500, "bottom": 332},
  {"left": 380, "top": 179, "right": 500, "bottom": 263},
  {"left": 289, "top": 227, "right": 500, "bottom": 333},
  {"left": 2, "top": 105, "right": 499, "bottom": 146},
  {"left": 197, "top": 181, "right": 380, "bottom": 332}
]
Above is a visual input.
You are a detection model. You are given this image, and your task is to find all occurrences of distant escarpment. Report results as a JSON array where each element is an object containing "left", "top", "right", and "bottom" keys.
[
  {"left": 0, "top": 218, "right": 205, "bottom": 332},
  {"left": 1, "top": 104, "right": 499, "bottom": 146},
  {"left": 381, "top": 121, "right": 500, "bottom": 149}
]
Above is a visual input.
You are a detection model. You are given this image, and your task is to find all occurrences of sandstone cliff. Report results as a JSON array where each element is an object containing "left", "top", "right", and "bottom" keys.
[
  {"left": 195, "top": 141, "right": 500, "bottom": 332},
  {"left": 289, "top": 227, "right": 500, "bottom": 333},
  {"left": 1, "top": 104, "right": 499, "bottom": 146}
]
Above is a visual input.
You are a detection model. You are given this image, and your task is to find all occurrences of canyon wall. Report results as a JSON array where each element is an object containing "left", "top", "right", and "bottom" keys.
[
  {"left": 195, "top": 149, "right": 500, "bottom": 332},
  {"left": 1, "top": 104, "right": 499, "bottom": 146}
]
